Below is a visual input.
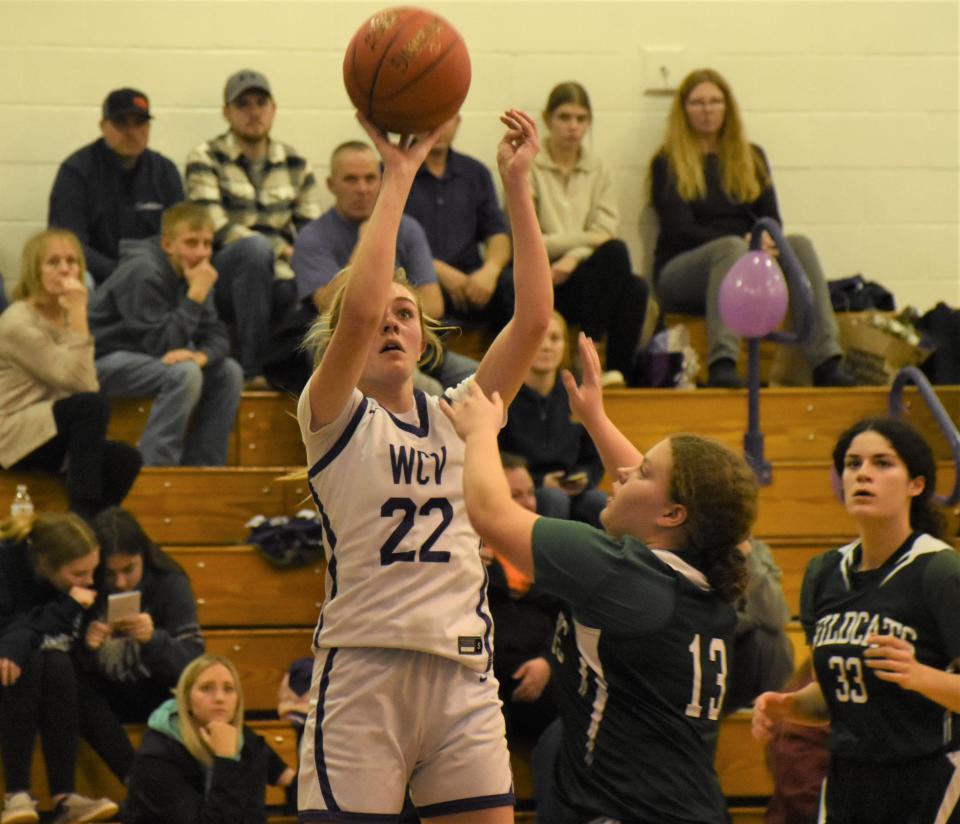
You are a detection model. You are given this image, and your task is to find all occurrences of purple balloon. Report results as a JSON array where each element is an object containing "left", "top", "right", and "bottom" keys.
[{"left": 718, "top": 251, "right": 788, "bottom": 338}]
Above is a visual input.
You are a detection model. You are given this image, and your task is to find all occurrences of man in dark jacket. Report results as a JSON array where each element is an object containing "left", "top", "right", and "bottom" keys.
[
  {"left": 88, "top": 202, "right": 242, "bottom": 466},
  {"left": 48, "top": 87, "right": 183, "bottom": 285}
]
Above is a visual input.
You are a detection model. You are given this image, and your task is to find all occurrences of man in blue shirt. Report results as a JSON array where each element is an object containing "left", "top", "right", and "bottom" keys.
[
  {"left": 405, "top": 116, "right": 513, "bottom": 331},
  {"left": 293, "top": 141, "right": 476, "bottom": 390},
  {"left": 48, "top": 88, "right": 184, "bottom": 285}
]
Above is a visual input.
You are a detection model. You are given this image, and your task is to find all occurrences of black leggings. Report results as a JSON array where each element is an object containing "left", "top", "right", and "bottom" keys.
[
  {"left": 75, "top": 669, "right": 176, "bottom": 781},
  {"left": 10, "top": 392, "right": 142, "bottom": 518},
  {"left": 554, "top": 240, "right": 649, "bottom": 376},
  {"left": 0, "top": 649, "right": 79, "bottom": 795}
]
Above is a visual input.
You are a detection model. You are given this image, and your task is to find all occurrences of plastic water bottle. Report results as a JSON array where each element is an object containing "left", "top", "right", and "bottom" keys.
[{"left": 10, "top": 484, "right": 33, "bottom": 517}]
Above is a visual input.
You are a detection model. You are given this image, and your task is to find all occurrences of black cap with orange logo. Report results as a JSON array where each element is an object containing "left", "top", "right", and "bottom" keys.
[{"left": 102, "top": 88, "right": 152, "bottom": 121}]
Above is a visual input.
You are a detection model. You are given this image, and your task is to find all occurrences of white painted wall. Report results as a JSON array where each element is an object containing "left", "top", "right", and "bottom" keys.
[{"left": 1, "top": 0, "right": 957, "bottom": 310}]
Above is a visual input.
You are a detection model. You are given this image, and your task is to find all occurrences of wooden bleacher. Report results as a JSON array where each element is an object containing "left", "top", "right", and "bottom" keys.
[{"left": 2, "top": 384, "right": 958, "bottom": 820}]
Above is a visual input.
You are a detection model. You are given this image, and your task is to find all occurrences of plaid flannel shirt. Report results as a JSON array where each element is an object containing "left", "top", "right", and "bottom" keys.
[{"left": 185, "top": 130, "right": 321, "bottom": 261}]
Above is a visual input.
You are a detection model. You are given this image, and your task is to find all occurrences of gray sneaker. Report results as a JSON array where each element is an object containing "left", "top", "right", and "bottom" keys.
[
  {"left": 1, "top": 793, "right": 39, "bottom": 824},
  {"left": 49, "top": 795, "right": 118, "bottom": 824}
]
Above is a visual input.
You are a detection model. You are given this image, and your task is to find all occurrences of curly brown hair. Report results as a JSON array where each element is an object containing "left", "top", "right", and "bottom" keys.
[{"left": 669, "top": 434, "right": 757, "bottom": 602}]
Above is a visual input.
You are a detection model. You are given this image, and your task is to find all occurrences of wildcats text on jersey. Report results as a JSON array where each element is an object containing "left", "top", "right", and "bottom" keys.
[{"left": 811, "top": 610, "right": 919, "bottom": 648}]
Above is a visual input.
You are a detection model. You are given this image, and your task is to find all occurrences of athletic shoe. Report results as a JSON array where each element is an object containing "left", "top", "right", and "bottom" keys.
[
  {"left": 1, "top": 793, "right": 39, "bottom": 824},
  {"left": 48, "top": 794, "right": 118, "bottom": 824}
]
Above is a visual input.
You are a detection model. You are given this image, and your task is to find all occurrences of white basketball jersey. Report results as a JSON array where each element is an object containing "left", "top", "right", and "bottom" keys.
[{"left": 297, "top": 383, "right": 493, "bottom": 673}]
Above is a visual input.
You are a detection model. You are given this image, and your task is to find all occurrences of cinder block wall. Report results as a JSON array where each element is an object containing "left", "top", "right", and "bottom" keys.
[{"left": 1, "top": 0, "right": 956, "bottom": 309}]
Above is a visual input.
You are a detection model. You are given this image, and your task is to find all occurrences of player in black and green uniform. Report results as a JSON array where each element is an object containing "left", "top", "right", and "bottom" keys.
[
  {"left": 754, "top": 417, "right": 960, "bottom": 824},
  {"left": 442, "top": 333, "right": 759, "bottom": 824}
]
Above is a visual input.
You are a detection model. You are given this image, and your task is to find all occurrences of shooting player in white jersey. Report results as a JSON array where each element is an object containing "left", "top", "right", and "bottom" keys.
[
  {"left": 295, "top": 109, "right": 551, "bottom": 823},
  {"left": 442, "top": 334, "right": 759, "bottom": 824},
  {"left": 754, "top": 418, "right": 960, "bottom": 824}
]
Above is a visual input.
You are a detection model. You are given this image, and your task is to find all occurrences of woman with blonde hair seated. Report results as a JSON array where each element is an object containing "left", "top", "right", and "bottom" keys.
[
  {"left": 0, "top": 229, "right": 140, "bottom": 516},
  {"left": 123, "top": 654, "right": 294, "bottom": 823},
  {"left": 649, "top": 68, "right": 854, "bottom": 389}
]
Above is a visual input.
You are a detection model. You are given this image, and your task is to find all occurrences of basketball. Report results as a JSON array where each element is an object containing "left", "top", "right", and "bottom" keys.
[{"left": 343, "top": 6, "right": 471, "bottom": 134}]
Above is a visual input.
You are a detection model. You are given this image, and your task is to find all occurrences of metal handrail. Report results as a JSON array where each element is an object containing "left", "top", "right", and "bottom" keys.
[
  {"left": 888, "top": 366, "right": 960, "bottom": 506},
  {"left": 749, "top": 217, "right": 813, "bottom": 345},
  {"left": 741, "top": 218, "right": 817, "bottom": 485}
]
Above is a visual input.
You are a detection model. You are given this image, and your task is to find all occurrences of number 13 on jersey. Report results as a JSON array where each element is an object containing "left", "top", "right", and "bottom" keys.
[{"left": 685, "top": 633, "right": 728, "bottom": 720}]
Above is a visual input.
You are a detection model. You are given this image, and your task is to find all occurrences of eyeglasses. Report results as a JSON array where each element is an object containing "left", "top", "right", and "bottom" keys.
[{"left": 685, "top": 97, "right": 726, "bottom": 110}]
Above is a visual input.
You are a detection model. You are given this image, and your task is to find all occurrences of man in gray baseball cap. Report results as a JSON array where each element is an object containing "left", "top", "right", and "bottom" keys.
[
  {"left": 185, "top": 70, "right": 320, "bottom": 387},
  {"left": 223, "top": 69, "right": 272, "bottom": 104}
]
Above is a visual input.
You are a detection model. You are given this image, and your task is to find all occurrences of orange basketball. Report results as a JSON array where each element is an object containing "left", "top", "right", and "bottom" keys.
[{"left": 343, "top": 6, "right": 471, "bottom": 134}]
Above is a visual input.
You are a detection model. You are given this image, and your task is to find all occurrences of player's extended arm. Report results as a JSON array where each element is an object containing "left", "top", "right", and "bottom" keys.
[
  {"left": 441, "top": 383, "right": 538, "bottom": 579},
  {"left": 474, "top": 109, "right": 552, "bottom": 408},
  {"left": 562, "top": 333, "right": 642, "bottom": 476},
  {"left": 308, "top": 115, "right": 442, "bottom": 427},
  {"left": 752, "top": 679, "right": 830, "bottom": 742}
]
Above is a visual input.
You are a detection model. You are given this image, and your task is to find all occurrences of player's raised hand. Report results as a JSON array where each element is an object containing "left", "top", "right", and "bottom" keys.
[
  {"left": 497, "top": 108, "right": 539, "bottom": 181},
  {"left": 356, "top": 111, "right": 443, "bottom": 180},
  {"left": 440, "top": 381, "right": 503, "bottom": 441},
  {"left": 562, "top": 332, "right": 604, "bottom": 426}
]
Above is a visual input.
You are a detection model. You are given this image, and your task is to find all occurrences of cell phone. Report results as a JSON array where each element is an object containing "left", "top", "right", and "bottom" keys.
[
  {"left": 107, "top": 591, "right": 141, "bottom": 624},
  {"left": 562, "top": 471, "right": 588, "bottom": 487}
]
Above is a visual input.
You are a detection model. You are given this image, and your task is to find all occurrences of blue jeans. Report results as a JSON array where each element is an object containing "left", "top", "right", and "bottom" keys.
[
  {"left": 536, "top": 485, "right": 608, "bottom": 528},
  {"left": 96, "top": 351, "right": 242, "bottom": 466},
  {"left": 655, "top": 234, "right": 841, "bottom": 368},
  {"left": 213, "top": 235, "right": 296, "bottom": 379}
]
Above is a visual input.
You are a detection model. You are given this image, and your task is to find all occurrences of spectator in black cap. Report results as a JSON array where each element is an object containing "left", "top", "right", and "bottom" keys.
[
  {"left": 185, "top": 69, "right": 320, "bottom": 388},
  {"left": 48, "top": 87, "right": 184, "bottom": 286}
]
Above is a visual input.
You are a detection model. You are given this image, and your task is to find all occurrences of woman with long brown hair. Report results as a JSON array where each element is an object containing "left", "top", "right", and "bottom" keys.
[
  {"left": 649, "top": 68, "right": 853, "bottom": 389},
  {"left": 532, "top": 81, "right": 650, "bottom": 385}
]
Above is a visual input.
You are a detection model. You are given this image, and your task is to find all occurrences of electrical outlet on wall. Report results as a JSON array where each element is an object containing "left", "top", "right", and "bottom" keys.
[{"left": 642, "top": 45, "right": 686, "bottom": 95}]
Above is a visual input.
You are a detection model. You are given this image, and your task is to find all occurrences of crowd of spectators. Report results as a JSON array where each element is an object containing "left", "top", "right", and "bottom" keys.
[{"left": 0, "top": 64, "right": 862, "bottom": 822}]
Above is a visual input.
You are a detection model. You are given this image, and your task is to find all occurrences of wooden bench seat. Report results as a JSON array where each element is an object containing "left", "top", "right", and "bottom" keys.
[
  {"left": 603, "top": 385, "right": 960, "bottom": 463},
  {"left": 0, "top": 468, "right": 310, "bottom": 544},
  {"left": 3, "top": 460, "right": 955, "bottom": 547},
  {"left": 166, "top": 545, "right": 324, "bottom": 627},
  {"left": 205, "top": 628, "right": 314, "bottom": 712},
  {"left": 6, "top": 713, "right": 773, "bottom": 818},
  {"left": 98, "top": 385, "right": 960, "bottom": 472},
  {"left": 106, "top": 391, "right": 303, "bottom": 469}
]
